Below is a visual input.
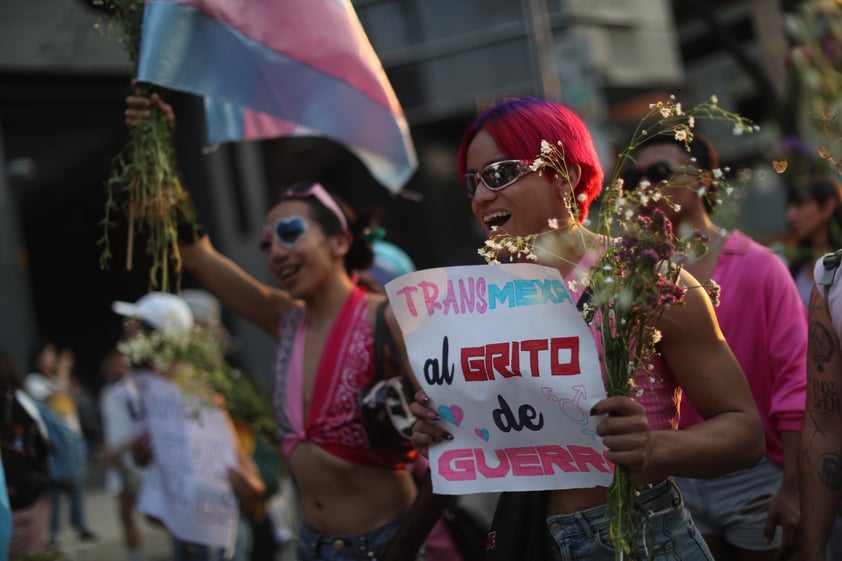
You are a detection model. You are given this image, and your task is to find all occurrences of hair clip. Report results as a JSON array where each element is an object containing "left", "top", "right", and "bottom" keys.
[{"left": 362, "top": 227, "right": 386, "bottom": 243}]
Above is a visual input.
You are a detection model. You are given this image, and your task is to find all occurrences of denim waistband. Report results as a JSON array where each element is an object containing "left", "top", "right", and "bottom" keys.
[
  {"left": 300, "top": 518, "right": 401, "bottom": 553},
  {"left": 545, "top": 477, "right": 681, "bottom": 537}
]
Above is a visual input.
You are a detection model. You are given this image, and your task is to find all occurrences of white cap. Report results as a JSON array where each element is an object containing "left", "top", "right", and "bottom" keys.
[
  {"left": 180, "top": 289, "right": 221, "bottom": 326},
  {"left": 112, "top": 292, "right": 194, "bottom": 335}
]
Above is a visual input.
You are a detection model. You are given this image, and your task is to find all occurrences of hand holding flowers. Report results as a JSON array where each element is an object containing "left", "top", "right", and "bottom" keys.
[{"left": 478, "top": 95, "right": 755, "bottom": 560}]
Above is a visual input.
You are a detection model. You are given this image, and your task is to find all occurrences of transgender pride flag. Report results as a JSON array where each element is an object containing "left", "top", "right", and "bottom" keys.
[{"left": 136, "top": 0, "right": 417, "bottom": 192}]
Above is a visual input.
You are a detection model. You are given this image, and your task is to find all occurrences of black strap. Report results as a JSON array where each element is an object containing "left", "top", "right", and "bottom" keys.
[
  {"left": 373, "top": 299, "right": 400, "bottom": 382},
  {"left": 576, "top": 286, "right": 593, "bottom": 312}
]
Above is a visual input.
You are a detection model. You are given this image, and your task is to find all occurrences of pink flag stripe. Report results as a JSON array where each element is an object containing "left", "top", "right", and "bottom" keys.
[
  {"left": 150, "top": 0, "right": 398, "bottom": 115},
  {"left": 138, "top": 1, "right": 417, "bottom": 191}
]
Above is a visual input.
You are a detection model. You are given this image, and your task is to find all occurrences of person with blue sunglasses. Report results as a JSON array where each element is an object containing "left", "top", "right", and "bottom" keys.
[{"left": 125, "top": 93, "right": 431, "bottom": 561}]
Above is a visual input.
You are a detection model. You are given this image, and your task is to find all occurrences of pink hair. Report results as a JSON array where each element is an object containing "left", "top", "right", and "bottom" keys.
[{"left": 457, "top": 97, "right": 604, "bottom": 221}]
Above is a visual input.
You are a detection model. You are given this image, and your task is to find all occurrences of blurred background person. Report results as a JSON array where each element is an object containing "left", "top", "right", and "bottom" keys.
[
  {"left": 0, "top": 345, "right": 50, "bottom": 559},
  {"left": 72, "top": 374, "right": 102, "bottom": 463},
  {"left": 99, "top": 346, "right": 145, "bottom": 561},
  {"left": 23, "top": 341, "right": 97, "bottom": 546},
  {"left": 785, "top": 173, "right": 842, "bottom": 308}
]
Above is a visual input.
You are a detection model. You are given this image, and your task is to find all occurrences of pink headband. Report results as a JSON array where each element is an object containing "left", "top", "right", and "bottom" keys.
[{"left": 283, "top": 183, "right": 348, "bottom": 232}]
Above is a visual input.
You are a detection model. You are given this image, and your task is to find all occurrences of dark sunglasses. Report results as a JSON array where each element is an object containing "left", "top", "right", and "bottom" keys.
[
  {"left": 463, "top": 159, "right": 533, "bottom": 198},
  {"left": 621, "top": 161, "right": 685, "bottom": 190},
  {"left": 622, "top": 160, "right": 705, "bottom": 192},
  {"left": 259, "top": 216, "right": 309, "bottom": 251}
]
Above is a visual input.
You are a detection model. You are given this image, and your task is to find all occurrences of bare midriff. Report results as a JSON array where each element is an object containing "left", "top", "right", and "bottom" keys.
[{"left": 289, "top": 441, "right": 416, "bottom": 535}]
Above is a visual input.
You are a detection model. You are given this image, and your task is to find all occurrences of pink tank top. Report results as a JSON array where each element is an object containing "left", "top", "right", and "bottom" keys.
[{"left": 565, "top": 244, "right": 680, "bottom": 432}]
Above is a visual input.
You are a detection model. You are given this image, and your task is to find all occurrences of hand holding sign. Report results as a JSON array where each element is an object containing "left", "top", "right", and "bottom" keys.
[{"left": 387, "top": 264, "right": 612, "bottom": 494}]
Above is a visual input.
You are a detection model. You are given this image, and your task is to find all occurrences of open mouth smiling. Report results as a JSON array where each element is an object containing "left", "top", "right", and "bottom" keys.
[
  {"left": 278, "top": 265, "right": 300, "bottom": 283},
  {"left": 483, "top": 211, "right": 511, "bottom": 231}
]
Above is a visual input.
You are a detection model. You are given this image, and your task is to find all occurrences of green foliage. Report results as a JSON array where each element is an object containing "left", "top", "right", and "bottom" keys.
[{"left": 94, "top": 0, "right": 196, "bottom": 291}]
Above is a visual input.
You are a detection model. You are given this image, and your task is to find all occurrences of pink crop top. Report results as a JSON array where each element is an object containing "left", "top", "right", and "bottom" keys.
[
  {"left": 566, "top": 245, "right": 680, "bottom": 432},
  {"left": 273, "top": 286, "right": 414, "bottom": 469}
]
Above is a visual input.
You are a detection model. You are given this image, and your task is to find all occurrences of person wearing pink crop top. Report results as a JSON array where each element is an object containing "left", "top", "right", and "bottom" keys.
[
  {"left": 125, "top": 93, "right": 428, "bottom": 561},
  {"left": 408, "top": 97, "right": 764, "bottom": 561},
  {"left": 625, "top": 134, "right": 807, "bottom": 561}
]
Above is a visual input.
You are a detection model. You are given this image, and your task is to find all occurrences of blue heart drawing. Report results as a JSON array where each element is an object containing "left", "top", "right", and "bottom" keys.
[{"left": 437, "top": 404, "right": 463, "bottom": 427}]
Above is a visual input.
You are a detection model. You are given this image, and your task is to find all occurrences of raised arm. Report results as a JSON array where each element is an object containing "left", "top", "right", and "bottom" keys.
[
  {"left": 799, "top": 285, "right": 842, "bottom": 561},
  {"left": 179, "top": 235, "right": 297, "bottom": 336},
  {"left": 125, "top": 90, "right": 298, "bottom": 335}
]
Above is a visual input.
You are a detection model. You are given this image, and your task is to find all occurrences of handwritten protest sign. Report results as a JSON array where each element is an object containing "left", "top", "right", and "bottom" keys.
[
  {"left": 386, "top": 263, "right": 612, "bottom": 494},
  {"left": 129, "top": 372, "right": 239, "bottom": 551}
]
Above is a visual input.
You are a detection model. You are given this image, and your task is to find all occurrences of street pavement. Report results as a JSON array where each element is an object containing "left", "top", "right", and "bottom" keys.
[
  {"left": 49, "top": 470, "right": 173, "bottom": 561},
  {"left": 45, "top": 462, "right": 297, "bottom": 561}
]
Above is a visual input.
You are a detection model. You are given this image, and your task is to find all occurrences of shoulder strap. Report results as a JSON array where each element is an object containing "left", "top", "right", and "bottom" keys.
[
  {"left": 819, "top": 249, "right": 842, "bottom": 301},
  {"left": 576, "top": 285, "right": 593, "bottom": 312},
  {"left": 373, "top": 300, "right": 399, "bottom": 381}
]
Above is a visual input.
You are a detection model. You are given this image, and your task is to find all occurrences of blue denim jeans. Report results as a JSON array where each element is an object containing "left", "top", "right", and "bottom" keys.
[
  {"left": 297, "top": 518, "right": 415, "bottom": 561},
  {"left": 49, "top": 482, "right": 86, "bottom": 539},
  {"left": 676, "top": 455, "right": 782, "bottom": 550},
  {"left": 545, "top": 478, "right": 713, "bottom": 560}
]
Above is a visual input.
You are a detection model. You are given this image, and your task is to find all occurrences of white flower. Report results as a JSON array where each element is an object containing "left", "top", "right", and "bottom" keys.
[
  {"left": 711, "top": 95, "right": 719, "bottom": 104},
  {"left": 548, "top": 218, "right": 560, "bottom": 229},
  {"left": 674, "top": 129, "right": 688, "bottom": 142}
]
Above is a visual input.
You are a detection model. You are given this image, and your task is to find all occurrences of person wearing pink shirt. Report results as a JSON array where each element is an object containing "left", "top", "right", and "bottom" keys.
[{"left": 624, "top": 134, "right": 807, "bottom": 561}]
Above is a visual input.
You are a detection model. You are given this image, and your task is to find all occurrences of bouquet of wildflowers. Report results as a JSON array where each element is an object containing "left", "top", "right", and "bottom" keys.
[
  {"left": 94, "top": 0, "right": 198, "bottom": 292},
  {"left": 117, "top": 320, "right": 278, "bottom": 445},
  {"left": 479, "top": 96, "right": 754, "bottom": 560}
]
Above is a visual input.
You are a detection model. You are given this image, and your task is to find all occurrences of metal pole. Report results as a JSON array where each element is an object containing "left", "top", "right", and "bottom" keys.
[
  {"left": 527, "top": 0, "right": 563, "bottom": 102},
  {"left": 0, "top": 121, "right": 37, "bottom": 373}
]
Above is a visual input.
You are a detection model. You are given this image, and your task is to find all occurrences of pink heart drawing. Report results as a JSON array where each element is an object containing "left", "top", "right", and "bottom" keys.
[
  {"left": 475, "top": 428, "right": 490, "bottom": 442},
  {"left": 437, "top": 404, "right": 464, "bottom": 427}
]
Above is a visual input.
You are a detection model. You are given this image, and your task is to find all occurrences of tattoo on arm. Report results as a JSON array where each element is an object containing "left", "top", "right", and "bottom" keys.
[
  {"left": 811, "top": 379, "right": 841, "bottom": 413},
  {"left": 810, "top": 320, "right": 835, "bottom": 373},
  {"left": 820, "top": 452, "right": 842, "bottom": 491},
  {"left": 809, "top": 410, "right": 829, "bottom": 438}
]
